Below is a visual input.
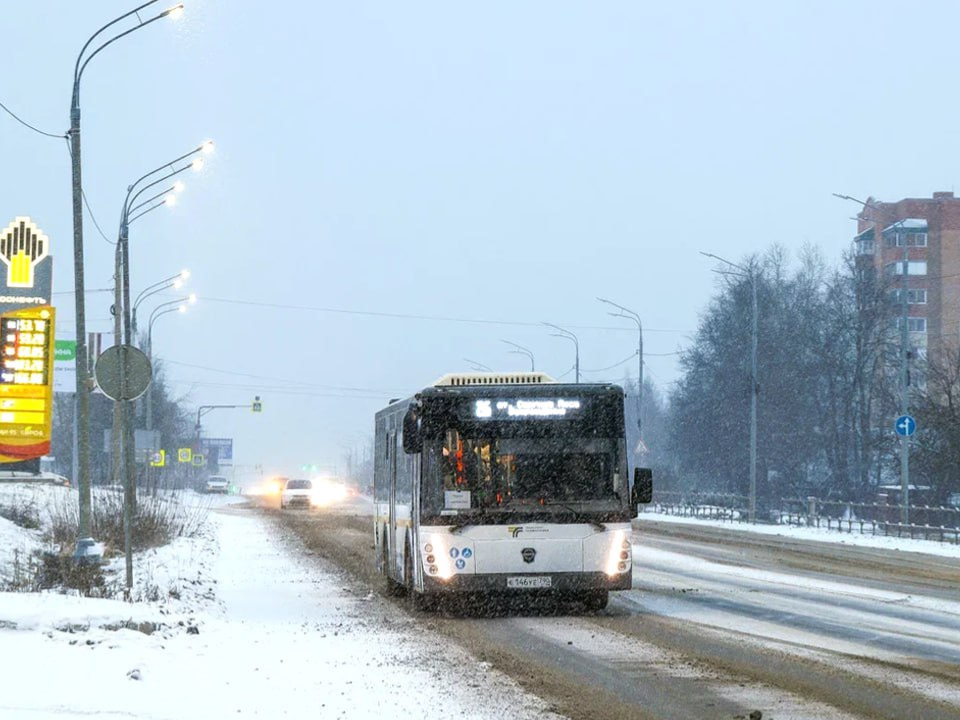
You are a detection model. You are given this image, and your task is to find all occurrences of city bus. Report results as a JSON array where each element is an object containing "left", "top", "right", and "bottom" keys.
[{"left": 373, "top": 372, "right": 652, "bottom": 611}]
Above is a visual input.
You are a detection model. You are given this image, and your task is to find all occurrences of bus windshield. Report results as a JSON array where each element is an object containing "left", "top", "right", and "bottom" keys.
[{"left": 423, "top": 429, "right": 627, "bottom": 518}]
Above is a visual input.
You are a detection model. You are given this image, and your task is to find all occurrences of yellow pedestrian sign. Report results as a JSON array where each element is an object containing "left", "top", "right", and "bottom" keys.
[
  {"left": 177, "top": 448, "right": 192, "bottom": 463},
  {"left": 150, "top": 449, "right": 166, "bottom": 467}
]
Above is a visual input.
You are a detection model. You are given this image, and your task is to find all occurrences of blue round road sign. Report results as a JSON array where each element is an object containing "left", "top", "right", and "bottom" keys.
[{"left": 895, "top": 414, "right": 917, "bottom": 437}]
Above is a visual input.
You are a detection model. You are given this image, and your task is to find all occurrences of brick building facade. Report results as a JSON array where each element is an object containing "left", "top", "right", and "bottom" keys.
[{"left": 854, "top": 191, "right": 960, "bottom": 364}]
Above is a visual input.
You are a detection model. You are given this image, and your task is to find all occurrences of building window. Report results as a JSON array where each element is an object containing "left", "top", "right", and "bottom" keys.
[
  {"left": 884, "top": 261, "right": 927, "bottom": 276},
  {"left": 890, "top": 289, "right": 928, "bottom": 304},
  {"left": 895, "top": 317, "right": 927, "bottom": 332},
  {"left": 908, "top": 232, "right": 928, "bottom": 247}
]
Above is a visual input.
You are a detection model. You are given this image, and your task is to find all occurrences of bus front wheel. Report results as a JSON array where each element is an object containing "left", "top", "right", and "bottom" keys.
[{"left": 582, "top": 590, "right": 609, "bottom": 612}]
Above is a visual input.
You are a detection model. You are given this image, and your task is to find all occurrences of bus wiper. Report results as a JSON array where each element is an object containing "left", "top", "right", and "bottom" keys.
[{"left": 557, "top": 503, "right": 606, "bottom": 531}]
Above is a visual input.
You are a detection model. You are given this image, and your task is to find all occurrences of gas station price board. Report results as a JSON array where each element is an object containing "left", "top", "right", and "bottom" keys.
[{"left": 0, "top": 306, "right": 55, "bottom": 461}]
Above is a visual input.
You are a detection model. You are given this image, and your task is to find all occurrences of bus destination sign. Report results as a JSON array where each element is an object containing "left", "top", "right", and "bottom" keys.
[
  {"left": 474, "top": 398, "right": 583, "bottom": 420},
  {"left": 0, "top": 306, "right": 55, "bottom": 462}
]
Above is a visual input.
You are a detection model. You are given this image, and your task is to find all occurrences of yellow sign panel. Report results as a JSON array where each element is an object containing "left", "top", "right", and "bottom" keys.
[
  {"left": 177, "top": 448, "right": 192, "bottom": 463},
  {"left": 150, "top": 449, "right": 166, "bottom": 467},
  {"left": 0, "top": 306, "right": 55, "bottom": 463}
]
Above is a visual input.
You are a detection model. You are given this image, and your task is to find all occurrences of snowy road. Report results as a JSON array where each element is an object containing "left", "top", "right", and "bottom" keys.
[{"left": 276, "top": 499, "right": 960, "bottom": 720}]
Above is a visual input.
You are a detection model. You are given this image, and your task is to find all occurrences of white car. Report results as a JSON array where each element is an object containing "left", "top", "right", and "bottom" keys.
[
  {"left": 204, "top": 475, "right": 230, "bottom": 494},
  {"left": 280, "top": 478, "right": 313, "bottom": 509}
]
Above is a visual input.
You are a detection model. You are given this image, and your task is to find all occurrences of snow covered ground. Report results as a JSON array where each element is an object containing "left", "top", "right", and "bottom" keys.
[
  {"left": 2, "top": 481, "right": 959, "bottom": 719},
  {"left": 0, "top": 484, "right": 563, "bottom": 720}
]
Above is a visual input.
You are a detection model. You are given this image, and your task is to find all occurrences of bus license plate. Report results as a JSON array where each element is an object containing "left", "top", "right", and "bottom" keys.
[{"left": 507, "top": 576, "right": 552, "bottom": 589}]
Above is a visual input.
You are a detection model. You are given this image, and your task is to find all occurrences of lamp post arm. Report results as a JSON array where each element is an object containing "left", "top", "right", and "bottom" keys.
[
  {"left": 77, "top": 7, "right": 179, "bottom": 94},
  {"left": 73, "top": 0, "right": 161, "bottom": 92},
  {"left": 127, "top": 200, "right": 168, "bottom": 226},
  {"left": 134, "top": 273, "right": 181, "bottom": 310},
  {"left": 128, "top": 185, "right": 176, "bottom": 217}
]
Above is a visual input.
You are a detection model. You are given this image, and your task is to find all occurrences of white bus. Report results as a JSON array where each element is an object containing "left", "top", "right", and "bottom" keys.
[{"left": 373, "top": 372, "right": 653, "bottom": 611}]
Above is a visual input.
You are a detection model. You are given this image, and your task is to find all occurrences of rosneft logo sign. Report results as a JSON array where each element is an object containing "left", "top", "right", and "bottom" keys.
[{"left": 1, "top": 218, "right": 49, "bottom": 289}]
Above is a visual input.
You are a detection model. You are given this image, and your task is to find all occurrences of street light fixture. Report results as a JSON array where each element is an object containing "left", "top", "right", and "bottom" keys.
[
  {"left": 700, "top": 251, "right": 759, "bottom": 524},
  {"left": 146, "top": 303, "right": 189, "bottom": 431},
  {"left": 542, "top": 322, "right": 580, "bottom": 383},
  {"left": 597, "top": 297, "right": 643, "bottom": 436},
  {"left": 133, "top": 269, "right": 190, "bottom": 335},
  {"left": 69, "top": 0, "right": 185, "bottom": 559},
  {"left": 501, "top": 340, "right": 535, "bottom": 371}
]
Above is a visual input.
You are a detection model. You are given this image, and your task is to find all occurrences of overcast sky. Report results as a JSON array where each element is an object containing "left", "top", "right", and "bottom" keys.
[{"left": 2, "top": 1, "right": 958, "bottom": 479}]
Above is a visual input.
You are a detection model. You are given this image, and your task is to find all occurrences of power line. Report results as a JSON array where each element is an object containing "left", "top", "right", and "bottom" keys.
[
  {"left": 582, "top": 350, "right": 639, "bottom": 373},
  {"left": 0, "top": 99, "right": 64, "bottom": 139},
  {"left": 63, "top": 136, "right": 114, "bottom": 245},
  {"left": 198, "top": 296, "right": 689, "bottom": 335}
]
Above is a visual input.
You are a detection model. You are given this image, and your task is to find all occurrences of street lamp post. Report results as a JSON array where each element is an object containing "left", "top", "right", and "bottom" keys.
[
  {"left": 501, "top": 340, "right": 535, "bottom": 371},
  {"left": 542, "top": 322, "right": 579, "bottom": 383},
  {"left": 700, "top": 252, "right": 759, "bottom": 524},
  {"left": 68, "top": 0, "right": 184, "bottom": 560},
  {"left": 597, "top": 297, "right": 643, "bottom": 436},
  {"left": 146, "top": 296, "right": 196, "bottom": 431},
  {"left": 834, "top": 194, "right": 913, "bottom": 525}
]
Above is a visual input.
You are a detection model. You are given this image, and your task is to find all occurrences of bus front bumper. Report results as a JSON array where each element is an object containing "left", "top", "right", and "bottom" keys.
[{"left": 422, "top": 571, "right": 631, "bottom": 595}]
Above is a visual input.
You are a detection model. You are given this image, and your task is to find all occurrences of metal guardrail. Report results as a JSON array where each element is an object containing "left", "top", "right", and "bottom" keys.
[{"left": 646, "top": 491, "right": 960, "bottom": 545}]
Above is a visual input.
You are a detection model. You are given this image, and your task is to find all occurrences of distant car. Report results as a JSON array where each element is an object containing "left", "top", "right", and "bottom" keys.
[
  {"left": 204, "top": 475, "right": 230, "bottom": 494},
  {"left": 280, "top": 478, "right": 313, "bottom": 509}
]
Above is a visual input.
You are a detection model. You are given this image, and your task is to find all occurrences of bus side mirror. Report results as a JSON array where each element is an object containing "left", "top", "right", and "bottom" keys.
[
  {"left": 632, "top": 467, "right": 653, "bottom": 505},
  {"left": 402, "top": 407, "right": 422, "bottom": 454}
]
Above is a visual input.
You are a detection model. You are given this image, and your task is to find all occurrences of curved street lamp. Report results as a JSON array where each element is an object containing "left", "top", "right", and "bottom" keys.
[
  {"left": 542, "top": 322, "right": 579, "bottom": 383},
  {"left": 146, "top": 302, "right": 190, "bottom": 431},
  {"left": 463, "top": 358, "right": 492, "bottom": 372},
  {"left": 69, "top": 0, "right": 185, "bottom": 559},
  {"left": 133, "top": 269, "right": 190, "bottom": 336},
  {"left": 700, "top": 251, "right": 759, "bottom": 524},
  {"left": 597, "top": 297, "right": 643, "bottom": 436},
  {"left": 501, "top": 340, "right": 535, "bottom": 371}
]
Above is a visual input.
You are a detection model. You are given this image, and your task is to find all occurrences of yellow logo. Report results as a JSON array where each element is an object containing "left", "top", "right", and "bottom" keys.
[{"left": 0, "top": 218, "right": 49, "bottom": 289}]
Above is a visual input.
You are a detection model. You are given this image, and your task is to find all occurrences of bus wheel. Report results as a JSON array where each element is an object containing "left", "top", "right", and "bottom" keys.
[{"left": 582, "top": 590, "right": 609, "bottom": 612}]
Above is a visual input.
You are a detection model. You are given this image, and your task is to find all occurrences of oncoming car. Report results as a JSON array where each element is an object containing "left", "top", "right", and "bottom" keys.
[
  {"left": 204, "top": 475, "right": 229, "bottom": 494},
  {"left": 280, "top": 478, "right": 313, "bottom": 509}
]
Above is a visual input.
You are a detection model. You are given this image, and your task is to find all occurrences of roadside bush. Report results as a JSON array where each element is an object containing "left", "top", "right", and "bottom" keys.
[
  {"left": 0, "top": 496, "right": 41, "bottom": 530},
  {"left": 46, "top": 489, "right": 209, "bottom": 556}
]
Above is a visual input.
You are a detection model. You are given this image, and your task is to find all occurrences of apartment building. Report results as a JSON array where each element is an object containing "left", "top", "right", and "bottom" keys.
[{"left": 853, "top": 191, "right": 960, "bottom": 363}]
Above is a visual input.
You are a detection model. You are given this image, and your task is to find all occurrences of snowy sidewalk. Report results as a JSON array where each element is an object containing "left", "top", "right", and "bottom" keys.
[{"left": 0, "top": 502, "right": 563, "bottom": 719}]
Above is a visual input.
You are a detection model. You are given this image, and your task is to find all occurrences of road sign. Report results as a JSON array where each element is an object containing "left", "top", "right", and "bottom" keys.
[
  {"left": 177, "top": 447, "right": 192, "bottom": 463},
  {"left": 150, "top": 449, "right": 166, "bottom": 467},
  {"left": 895, "top": 414, "right": 917, "bottom": 437},
  {"left": 252, "top": 395, "right": 262, "bottom": 413},
  {"left": 94, "top": 345, "right": 152, "bottom": 401},
  {"left": 192, "top": 453, "right": 205, "bottom": 467},
  {"left": 200, "top": 437, "right": 233, "bottom": 461}
]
